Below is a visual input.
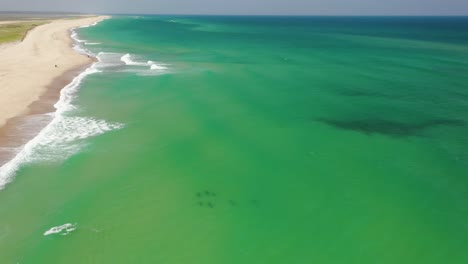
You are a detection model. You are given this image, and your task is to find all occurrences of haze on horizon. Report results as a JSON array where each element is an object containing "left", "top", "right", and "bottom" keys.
[{"left": 1, "top": 0, "right": 468, "bottom": 16}]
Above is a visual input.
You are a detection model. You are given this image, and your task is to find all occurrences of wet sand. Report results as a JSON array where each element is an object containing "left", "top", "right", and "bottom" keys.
[{"left": 0, "top": 16, "right": 108, "bottom": 165}]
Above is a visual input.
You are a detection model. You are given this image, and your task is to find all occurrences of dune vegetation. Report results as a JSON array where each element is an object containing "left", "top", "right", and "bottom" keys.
[{"left": 0, "top": 21, "right": 47, "bottom": 44}]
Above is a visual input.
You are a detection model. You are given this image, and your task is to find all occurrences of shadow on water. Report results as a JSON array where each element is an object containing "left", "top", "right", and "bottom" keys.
[
  {"left": 195, "top": 191, "right": 259, "bottom": 209},
  {"left": 317, "top": 118, "right": 465, "bottom": 137}
]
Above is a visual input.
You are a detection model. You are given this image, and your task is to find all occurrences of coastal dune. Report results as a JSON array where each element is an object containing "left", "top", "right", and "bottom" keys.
[{"left": 0, "top": 16, "right": 108, "bottom": 128}]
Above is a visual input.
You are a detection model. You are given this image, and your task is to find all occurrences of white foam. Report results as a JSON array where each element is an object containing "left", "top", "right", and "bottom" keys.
[
  {"left": 72, "top": 44, "right": 93, "bottom": 56},
  {"left": 0, "top": 21, "right": 124, "bottom": 190},
  {"left": 78, "top": 18, "right": 105, "bottom": 29},
  {"left": 44, "top": 223, "right": 76, "bottom": 236},
  {"left": 70, "top": 29, "right": 93, "bottom": 56},
  {"left": 70, "top": 30, "right": 85, "bottom": 43},
  {"left": 150, "top": 63, "right": 168, "bottom": 70},
  {"left": 79, "top": 23, "right": 96, "bottom": 29},
  {"left": 70, "top": 18, "right": 107, "bottom": 56},
  {"left": 0, "top": 19, "right": 173, "bottom": 190},
  {"left": 121, "top": 53, "right": 149, "bottom": 66},
  {"left": 0, "top": 63, "right": 124, "bottom": 189},
  {"left": 121, "top": 54, "right": 169, "bottom": 72},
  {"left": 97, "top": 52, "right": 168, "bottom": 73},
  {"left": 95, "top": 52, "right": 127, "bottom": 68}
]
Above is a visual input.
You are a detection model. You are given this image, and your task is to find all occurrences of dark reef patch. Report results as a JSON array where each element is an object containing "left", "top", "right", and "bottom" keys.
[{"left": 317, "top": 118, "right": 464, "bottom": 137}]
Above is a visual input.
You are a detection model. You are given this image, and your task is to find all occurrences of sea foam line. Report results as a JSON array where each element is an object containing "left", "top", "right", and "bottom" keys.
[
  {"left": 70, "top": 17, "right": 107, "bottom": 56},
  {"left": 44, "top": 223, "right": 77, "bottom": 236},
  {"left": 121, "top": 53, "right": 168, "bottom": 70},
  {"left": 0, "top": 17, "right": 123, "bottom": 190}
]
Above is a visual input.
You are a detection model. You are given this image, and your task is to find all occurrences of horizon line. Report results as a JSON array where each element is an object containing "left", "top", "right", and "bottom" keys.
[{"left": 1, "top": 11, "right": 468, "bottom": 17}]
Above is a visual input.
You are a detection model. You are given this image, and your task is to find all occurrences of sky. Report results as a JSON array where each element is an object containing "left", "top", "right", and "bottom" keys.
[{"left": 1, "top": 0, "right": 468, "bottom": 16}]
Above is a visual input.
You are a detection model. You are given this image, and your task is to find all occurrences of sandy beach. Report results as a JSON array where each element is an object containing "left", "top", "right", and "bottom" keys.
[
  {"left": 0, "top": 16, "right": 108, "bottom": 128},
  {"left": 0, "top": 16, "right": 108, "bottom": 165}
]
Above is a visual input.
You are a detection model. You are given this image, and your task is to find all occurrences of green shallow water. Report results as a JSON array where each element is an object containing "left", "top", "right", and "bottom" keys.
[{"left": 0, "top": 16, "right": 468, "bottom": 263}]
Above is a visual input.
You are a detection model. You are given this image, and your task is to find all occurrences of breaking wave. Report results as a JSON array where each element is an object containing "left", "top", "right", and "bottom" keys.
[
  {"left": 0, "top": 18, "right": 172, "bottom": 190},
  {"left": 44, "top": 223, "right": 77, "bottom": 236},
  {"left": 0, "top": 18, "right": 124, "bottom": 190},
  {"left": 121, "top": 53, "right": 169, "bottom": 71}
]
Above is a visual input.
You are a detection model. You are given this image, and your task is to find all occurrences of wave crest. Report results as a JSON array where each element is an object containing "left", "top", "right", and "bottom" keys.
[
  {"left": 44, "top": 223, "right": 77, "bottom": 236},
  {"left": 0, "top": 21, "right": 124, "bottom": 190}
]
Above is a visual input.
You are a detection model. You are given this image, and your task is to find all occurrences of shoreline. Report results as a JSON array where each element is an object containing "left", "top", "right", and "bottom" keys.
[
  {"left": 0, "top": 65, "right": 91, "bottom": 165},
  {"left": 0, "top": 16, "right": 108, "bottom": 166}
]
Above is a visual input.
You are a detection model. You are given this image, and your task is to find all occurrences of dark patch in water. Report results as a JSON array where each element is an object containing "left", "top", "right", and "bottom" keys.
[
  {"left": 196, "top": 190, "right": 217, "bottom": 198},
  {"left": 317, "top": 118, "right": 464, "bottom": 137},
  {"left": 195, "top": 190, "right": 218, "bottom": 208},
  {"left": 195, "top": 191, "right": 258, "bottom": 209},
  {"left": 336, "top": 89, "right": 386, "bottom": 98}
]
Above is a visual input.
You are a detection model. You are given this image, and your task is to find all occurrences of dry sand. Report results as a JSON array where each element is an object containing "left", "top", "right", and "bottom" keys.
[
  {"left": 0, "top": 21, "right": 24, "bottom": 24},
  {"left": 0, "top": 16, "right": 108, "bottom": 128}
]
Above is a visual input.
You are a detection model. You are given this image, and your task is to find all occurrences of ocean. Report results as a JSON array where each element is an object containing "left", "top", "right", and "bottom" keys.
[{"left": 0, "top": 16, "right": 468, "bottom": 263}]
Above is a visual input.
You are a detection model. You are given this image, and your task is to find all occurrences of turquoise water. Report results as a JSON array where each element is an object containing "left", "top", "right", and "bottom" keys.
[{"left": 0, "top": 16, "right": 468, "bottom": 263}]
